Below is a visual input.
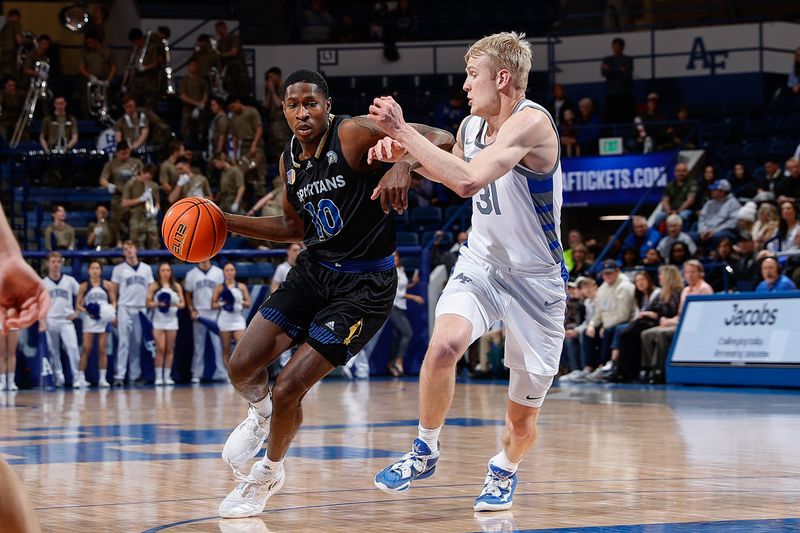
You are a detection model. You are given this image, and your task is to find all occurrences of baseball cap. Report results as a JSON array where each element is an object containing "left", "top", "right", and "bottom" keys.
[
  {"left": 709, "top": 179, "right": 731, "bottom": 192},
  {"left": 601, "top": 259, "right": 619, "bottom": 273}
]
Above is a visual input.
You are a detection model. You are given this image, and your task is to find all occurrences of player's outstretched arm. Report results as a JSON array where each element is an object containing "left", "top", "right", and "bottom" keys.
[
  {"left": 369, "top": 96, "right": 555, "bottom": 198},
  {"left": 223, "top": 158, "right": 305, "bottom": 243}
]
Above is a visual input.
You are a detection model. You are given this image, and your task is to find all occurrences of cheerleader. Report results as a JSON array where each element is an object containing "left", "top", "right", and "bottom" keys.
[
  {"left": 211, "top": 262, "right": 250, "bottom": 373},
  {"left": 146, "top": 262, "right": 185, "bottom": 385},
  {"left": 0, "top": 328, "right": 19, "bottom": 391},
  {"left": 75, "top": 260, "right": 117, "bottom": 388}
]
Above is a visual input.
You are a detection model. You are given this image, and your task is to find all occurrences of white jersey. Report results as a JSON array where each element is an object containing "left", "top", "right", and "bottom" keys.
[
  {"left": 112, "top": 261, "right": 154, "bottom": 307},
  {"left": 42, "top": 274, "right": 80, "bottom": 320},
  {"left": 217, "top": 283, "right": 246, "bottom": 332},
  {"left": 184, "top": 265, "right": 224, "bottom": 310},
  {"left": 82, "top": 280, "right": 112, "bottom": 333},
  {"left": 272, "top": 261, "right": 292, "bottom": 285},
  {"left": 461, "top": 99, "right": 564, "bottom": 273},
  {"left": 152, "top": 286, "right": 180, "bottom": 330}
]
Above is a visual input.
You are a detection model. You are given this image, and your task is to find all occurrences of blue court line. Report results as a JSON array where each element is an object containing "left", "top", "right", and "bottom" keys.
[
  {"left": 500, "top": 518, "right": 800, "bottom": 532},
  {"left": 140, "top": 490, "right": 800, "bottom": 532}
]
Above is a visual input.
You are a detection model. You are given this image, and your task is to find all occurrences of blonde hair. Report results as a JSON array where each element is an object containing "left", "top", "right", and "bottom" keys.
[
  {"left": 658, "top": 264, "right": 683, "bottom": 303},
  {"left": 464, "top": 31, "right": 532, "bottom": 92}
]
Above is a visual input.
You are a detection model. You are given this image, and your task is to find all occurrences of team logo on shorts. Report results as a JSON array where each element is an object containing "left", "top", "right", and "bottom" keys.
[
  {"left": 453, "top": 273, "right": 473, "bottom": 285},
  {"left": 287, "top": 169, "right": 296, "bottom": 185},
  {"left": 343, "top": 319, "right": 363, "bottom": 346},
  {"left": 326, "top": 150, "right": 338, "bottom": 165}
]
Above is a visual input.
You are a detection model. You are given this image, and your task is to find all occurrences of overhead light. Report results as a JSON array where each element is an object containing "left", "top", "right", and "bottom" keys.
[{"left": 599, "top": 215, "right": 630, "bottom": 221}]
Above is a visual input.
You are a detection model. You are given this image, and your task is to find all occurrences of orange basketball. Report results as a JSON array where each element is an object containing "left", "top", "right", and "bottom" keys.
[{"left": 162, "top": 197, "right": 227, "bottom": 263}]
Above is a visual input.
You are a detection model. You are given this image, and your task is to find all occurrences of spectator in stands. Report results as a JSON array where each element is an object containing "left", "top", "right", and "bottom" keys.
[
  {"left": 191, "top": 34, "right": 220, "bottom": 89},
  {"left": 0, "top": 78, "right": 24, "bottom": 142},
  {"left": 693, "top": 179, "right": 742, "bottom": 250},
  {"left": 729, "top": 163, "right": 758, "bottom": 200},
  {"left": 0, "top": 9, "right": 22, "bottom": 81},
  {"left": 214, "top": 152, "right": 246, "bottom": 213},
  {"left": 623, "top": 215, "right": 661, "bottom": 259},
  {"left": 706, "top": 238, "right": 737, "bottom": 292},
  {"left": 756, "top": 256, "right": 796, "bottom": 292},
  {"left": 633, "top": 92, "right": 666, "bottom": 153},
  {"left": 84, "top": 5, "right": 108, "bottom": 44},
  {"left": 601, "top": 37, "right": 634, "bottom": 124},
  {"left": 99, "top": 141, "right": 144, "bottom": 239},
  {"left": 641, "top": 247, "right": 661, "bottom": 266},
  {"left": 640, "top": 259, "right": 712, "bottom": 384},
  {"left": 655, "top": 162, "right": 695, "bottom": 228},
  {"left": 248, "top": 175, "right": 284, "bottom": 220},
  {"left": 390, "top": 0, "right": 418, "bottom": 41},
  {"left": 621, "top": 247, "right": 640, "bottom": 269},
  {"left": 300, "top": 0, "right": 336, "bottom": 43},
  {"left": 146, "top": 262, "right": 185, "bottom": 385},
  {"left": 766, "top": 200, "right": 800, "bottom": 253},
  {"left": 179, "top": 58, "right": 210, "bottom": 147},
  {"left": 660, "top": 106, "right": 695, "bottom": 151},
  {"left": 22, "top": 34, "right": 50, "bottom": 89},
  {"left": 657, "top": 214, "right": 697, "bottom": 260},
  {"left": 433, "top": 88, "right": 469, "bottom": 136},
  {"left": 753, "top": 202, "right": 780, "bottom": 251},
  {"left": 563, "top": 230, "right": 585, "bottom": 273},
  {"left": 229, "top": 96, "right": 267, "bottom": 197},
  {"left": 263, "top": 68, "right": 292, "bottom": 165},
  {"left": 548, "top": 83, "right": 575, "bottom": 127},
  {"left": 786, "top": 46, "right": 800, "bottom": 96},
  {"left": 387, "top": 251, "right": 424, "bottom": 376},
  {"left": 576, "top": 97, "right": 601, "bottom": 155},
  {"left": 732, "top": 231, "right": 760, "bottom": 291},
  {"left": 115, "top": 96, "right": 149, "bottom": 151},
  {"left": 560, "top": 276, "right": 598, "bottom": 383},
  {"left": 79, "top": 31, "right": 115, "bottom": 117},
  {"left": 208, "top": 96, "right": 230, "bottom": 160},
  {"left": 560, "top": 281, "right": 585, "bottom": 375},
  {"left": 126, "top": 29, "right": 161, "bottom": 110},
  {"left": 87, "top": 204, "right": 118, "bottom": 252},
  {"left": 39, "top": 96, "right": 78, "bottom": 154},
  {"left": 168, "top": 156, "right": 213, "bottom": 204},
  {"left": 215, "top": 21, "right": 249, "bottom": 101},
  {"left": 559, "top": 108, "right": 579, "bottom": 157},
  {"left": 736, "top": 201, "right": 757, "bottom": 237},
  {"left": 695, "top": 164, "right": 719, "bottom": 208},
  {"left": 667, "top": 241, "right": 690, "bottom": 267},
  {"left": 569, "top": 244, "right": 592, "bottom": 281},
  {"left": 158, "top": 140, "right": 185, "bottom": 197},
  {"left": 776, "top": 158, "right": 800, "bottom": 204},
  {"left": 756, "top": 158, "right": 784, "bottom": 201},
  {"left": 122, "top": 165, "right": 160, "bottom": 250},
  {"left": 271, "top": 243, "right": 302, "bottom": 369},
  {"left": 43, "top": 205, "right": 75, "bottom": 251},
  {"left": 212, "top": 263, "right": 251, "bottom": 378},
  {"left": 583, "top": 259, "right": 636, "bottom": 373}
]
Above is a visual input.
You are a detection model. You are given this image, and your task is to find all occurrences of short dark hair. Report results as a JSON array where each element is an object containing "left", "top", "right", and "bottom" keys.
[
  {"left": 210, "top": 96, "right": 226, "bottom": 109},
  {"left": 157, "top": 26, "right": 171, "bottom": 38},
  {"left": 116, "top": 140, "right": 130, "bottom": 150},
  {"left": 169, "top": 139, "right": 184, "bottom": 155},
  {"left": 141, "top": 164, "right": 157, "bottom": 177},
  {"left": 85, "top": 30, "right": 100, "bottom": 42},
  {"left": 38, "top": 34, "right": 51, "bottom": 43},
  {"left": 197, "top": 34, "right": 211, "bottom": 44},
  {"left": 52, "top": 204, "right": 65, "bottom": 213},
  {"left": 7, "top": 9, "right": 21, "bottom": 18},
  {"left": 612, "top": 37, "right": 625, "bottom": 47},
  {"left": 266, "top": 66, "right": 282, "bottom": 78},
  {"left": 283, "top": 69, "right": 329, "bottom": 99},
  {"left": 175, "top": 156, "right": 190, "bottom": 166},
  {"left": 128, "top": 28, "right": 144, "bottom": 41},
  {"left": 215, "top": 20, "right": 227, "bottom": 28}
]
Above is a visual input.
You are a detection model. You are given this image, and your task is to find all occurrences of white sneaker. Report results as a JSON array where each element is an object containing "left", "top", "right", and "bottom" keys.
[
  {"left": 73, "top": 376, "right": 89, "bottom": 389},
  {"left": 7, "top": 380, "right": 18, "bottom": 392},
  {"left": 155, "top": 376, "right": 164, "bottom": 386},
  {"left": 222, "top": 405, "right": 271, "bottom": 470},
  {"left": 341, "top": 365, "right": 354, "bottom": 380},
  {"left": 164, "top": 376, "right": 175, "bottom": 386},
  {"left": 191, "top": 377, "right": 200, "bottom": 384},
  {"left": 98, "top": 378, "right": 110, "bottom": 388},
  {"left": 55, "top": 372, "right": 65, "bottom": 387},
  {"left": 219, "top": 462, "right": 285, "bottom": 518},
  {"left": 559, "top": 369, "right": 585, "bottom": 383}
]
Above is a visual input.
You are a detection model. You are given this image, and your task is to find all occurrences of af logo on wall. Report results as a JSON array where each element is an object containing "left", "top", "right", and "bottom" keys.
[{"left": 686, "top": 37, "right": 729, "bottom": 75}]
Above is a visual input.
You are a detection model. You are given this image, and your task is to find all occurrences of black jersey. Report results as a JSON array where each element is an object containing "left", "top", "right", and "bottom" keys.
[{"left": 282, "top": 114, "right": 396, "bottom": 263}]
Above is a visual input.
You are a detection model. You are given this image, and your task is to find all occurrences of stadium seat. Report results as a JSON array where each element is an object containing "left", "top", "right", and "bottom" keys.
[
  {"left": 768, "top": 140, "right": 797, "bottom": 160},
  {"left": 422, "top": 230, "right": 453, "bottom": 247},
  {"left": 396, "top": 231, "right": 420, "bottom": 246},
  {"left": 410, "top": 206, "right": 442, "bottom": 230}
]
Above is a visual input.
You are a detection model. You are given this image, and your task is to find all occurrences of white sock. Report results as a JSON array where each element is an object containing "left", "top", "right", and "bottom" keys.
[
  {"left": 6, "top": 371, "right": 14, "bottom": 386},
  {"left": 417, "top": 424, "right": 441, "bottom": 453},
  {"left": 99, "top": 369, "right": 107, "bottom": 382},
  {"left": 259, "top": 456, "right": 284, "bottom": 472},
  {"left": 77, "top": 370, "right": 85, "bottom": 381},
  {"left": 0, "top": 374, "right": 6, "bottom": 388},
  {"left": 157, "top": 367, "right": 164, "bottom": 380},
  {"left": 489, "top": 450, "right": 520, "bottom": 474},
  {"left": 252, "top": 392, "right": 273, "bottom": 419}
]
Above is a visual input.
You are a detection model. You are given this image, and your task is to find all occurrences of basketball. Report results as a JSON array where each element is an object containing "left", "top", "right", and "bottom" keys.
[{"left": 161, "top": 197, "right": 227, "bottom": 263}]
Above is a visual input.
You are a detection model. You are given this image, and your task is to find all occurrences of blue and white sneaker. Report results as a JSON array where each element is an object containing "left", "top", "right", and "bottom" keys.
[
  {"left": 473, "top": 464, "right": 518, "bottom": 511},
  {"left": 374, "top": 438, "right": 439, "bottom": 493}
]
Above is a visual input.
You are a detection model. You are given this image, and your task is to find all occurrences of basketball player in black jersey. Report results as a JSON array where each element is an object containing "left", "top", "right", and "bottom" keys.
[{"left": 217, "top": 69, "right": 454, "bottom": 518}]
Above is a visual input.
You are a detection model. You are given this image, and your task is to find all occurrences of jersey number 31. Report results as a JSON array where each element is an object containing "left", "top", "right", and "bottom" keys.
[
  {"left": 476, "top": 182, "right": 502, "bottom": 215},
  {"left": 304, "top": 199, "right": 343, "bottom": 239}
]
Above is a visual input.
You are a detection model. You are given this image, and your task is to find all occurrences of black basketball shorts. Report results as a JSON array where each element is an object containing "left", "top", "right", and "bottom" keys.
[{"left": 259, "top": 252, "right": 397, "bottom": 367}]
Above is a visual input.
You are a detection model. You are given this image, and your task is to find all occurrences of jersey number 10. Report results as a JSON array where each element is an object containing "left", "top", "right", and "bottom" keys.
[{"left": 304, "top": 199, "right": 343, "bottom": 239}]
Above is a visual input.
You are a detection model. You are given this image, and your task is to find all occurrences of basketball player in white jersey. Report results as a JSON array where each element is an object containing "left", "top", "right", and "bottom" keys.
[
  {"left": 370, "top": 32, "right": 566, "bottom": 511},
  {"left": 76, "top": 260, "right": 117, "bottom": 388},
  {"left": 212, "top": 262, "right": 251, "bottom": 376},
  {"left": 41, "top": 251, "right": 81, "bottom": 388},
  {"left": 184, "top": 259, "right": 225, "bottom": 383},
  {"left": 146, "top": 261, "right": 185, "bottom": 385},
  {"left": 270, "top": 243, "right": 301, "bottom": 368},
  {"left": 111, "top": 241, "right": 154, "bottom": 386}
]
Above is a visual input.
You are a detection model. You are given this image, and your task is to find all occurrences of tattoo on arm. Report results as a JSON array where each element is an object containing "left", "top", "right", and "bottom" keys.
[{"left": 352, "top": 115, "right": 382, "bottom": 137}]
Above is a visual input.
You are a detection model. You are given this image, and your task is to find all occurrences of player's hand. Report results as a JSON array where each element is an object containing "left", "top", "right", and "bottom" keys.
[
  {"left": 367, "top": 137, "right": 406, "bottom": 164},
  {"left": 191, "top": 310, "right": 200, "bottom": 320},
  {"left": 371, "top": 163, "right": 410, "bottom": 214},
  {"left": 368, "top": 96, "right": 407, "bottom": 137},
  {"left": 585, "top": 326, "right": 596, "bottom": 338},
  {"left": 0, "top": 255, "right": 50, "bottom": 335}
]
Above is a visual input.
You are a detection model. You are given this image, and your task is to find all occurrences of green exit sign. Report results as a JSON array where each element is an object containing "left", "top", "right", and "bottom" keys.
[{"left": 599, "top": 137, "right": 623, "bottom": 155}]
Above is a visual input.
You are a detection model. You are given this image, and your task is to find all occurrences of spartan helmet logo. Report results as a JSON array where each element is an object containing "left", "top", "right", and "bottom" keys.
[{"left": 326, "top": 150, "right": 338, "bottom": 165}]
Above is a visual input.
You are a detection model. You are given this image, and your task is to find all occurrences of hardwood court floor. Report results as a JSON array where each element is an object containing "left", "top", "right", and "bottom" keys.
[{"left": 1, "top": 379, "right": 799, "bottom": 532}]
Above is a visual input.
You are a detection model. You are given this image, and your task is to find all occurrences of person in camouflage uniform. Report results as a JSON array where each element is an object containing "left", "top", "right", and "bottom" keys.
[
  {"left": 213, "top": 152, "right": 245, "bottom": 213},
  {"left": 122, "top": 165, "right": 161, "bottom": 249},
  {"left": 126, "top": 28, "right": 161, "bottom": 109},
  {"left": 215, "top": 21, "right": 250, "bottom": 101},
  {"left": 99, "top": 141, "right": 144, "bottom": 240},
  {"left": 179, "top": 57, "right": 209, "bottom": 146},
  {"left": 0, "top": 78, "right": 25, "bottom": 142}
]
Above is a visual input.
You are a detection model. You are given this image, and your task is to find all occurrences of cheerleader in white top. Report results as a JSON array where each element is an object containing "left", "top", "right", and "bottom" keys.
[
  {"left": 146, "top": 262, "right": 185, "bottom": 385},
  {"left": 0, "top": 320, "right": 19, "bottom": 391},
  {"left": 211, "top": 263, "right": 250, "bottom": 373},
  {"left": 75, "top": 260, "right": 117, "bottom": 388}
]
